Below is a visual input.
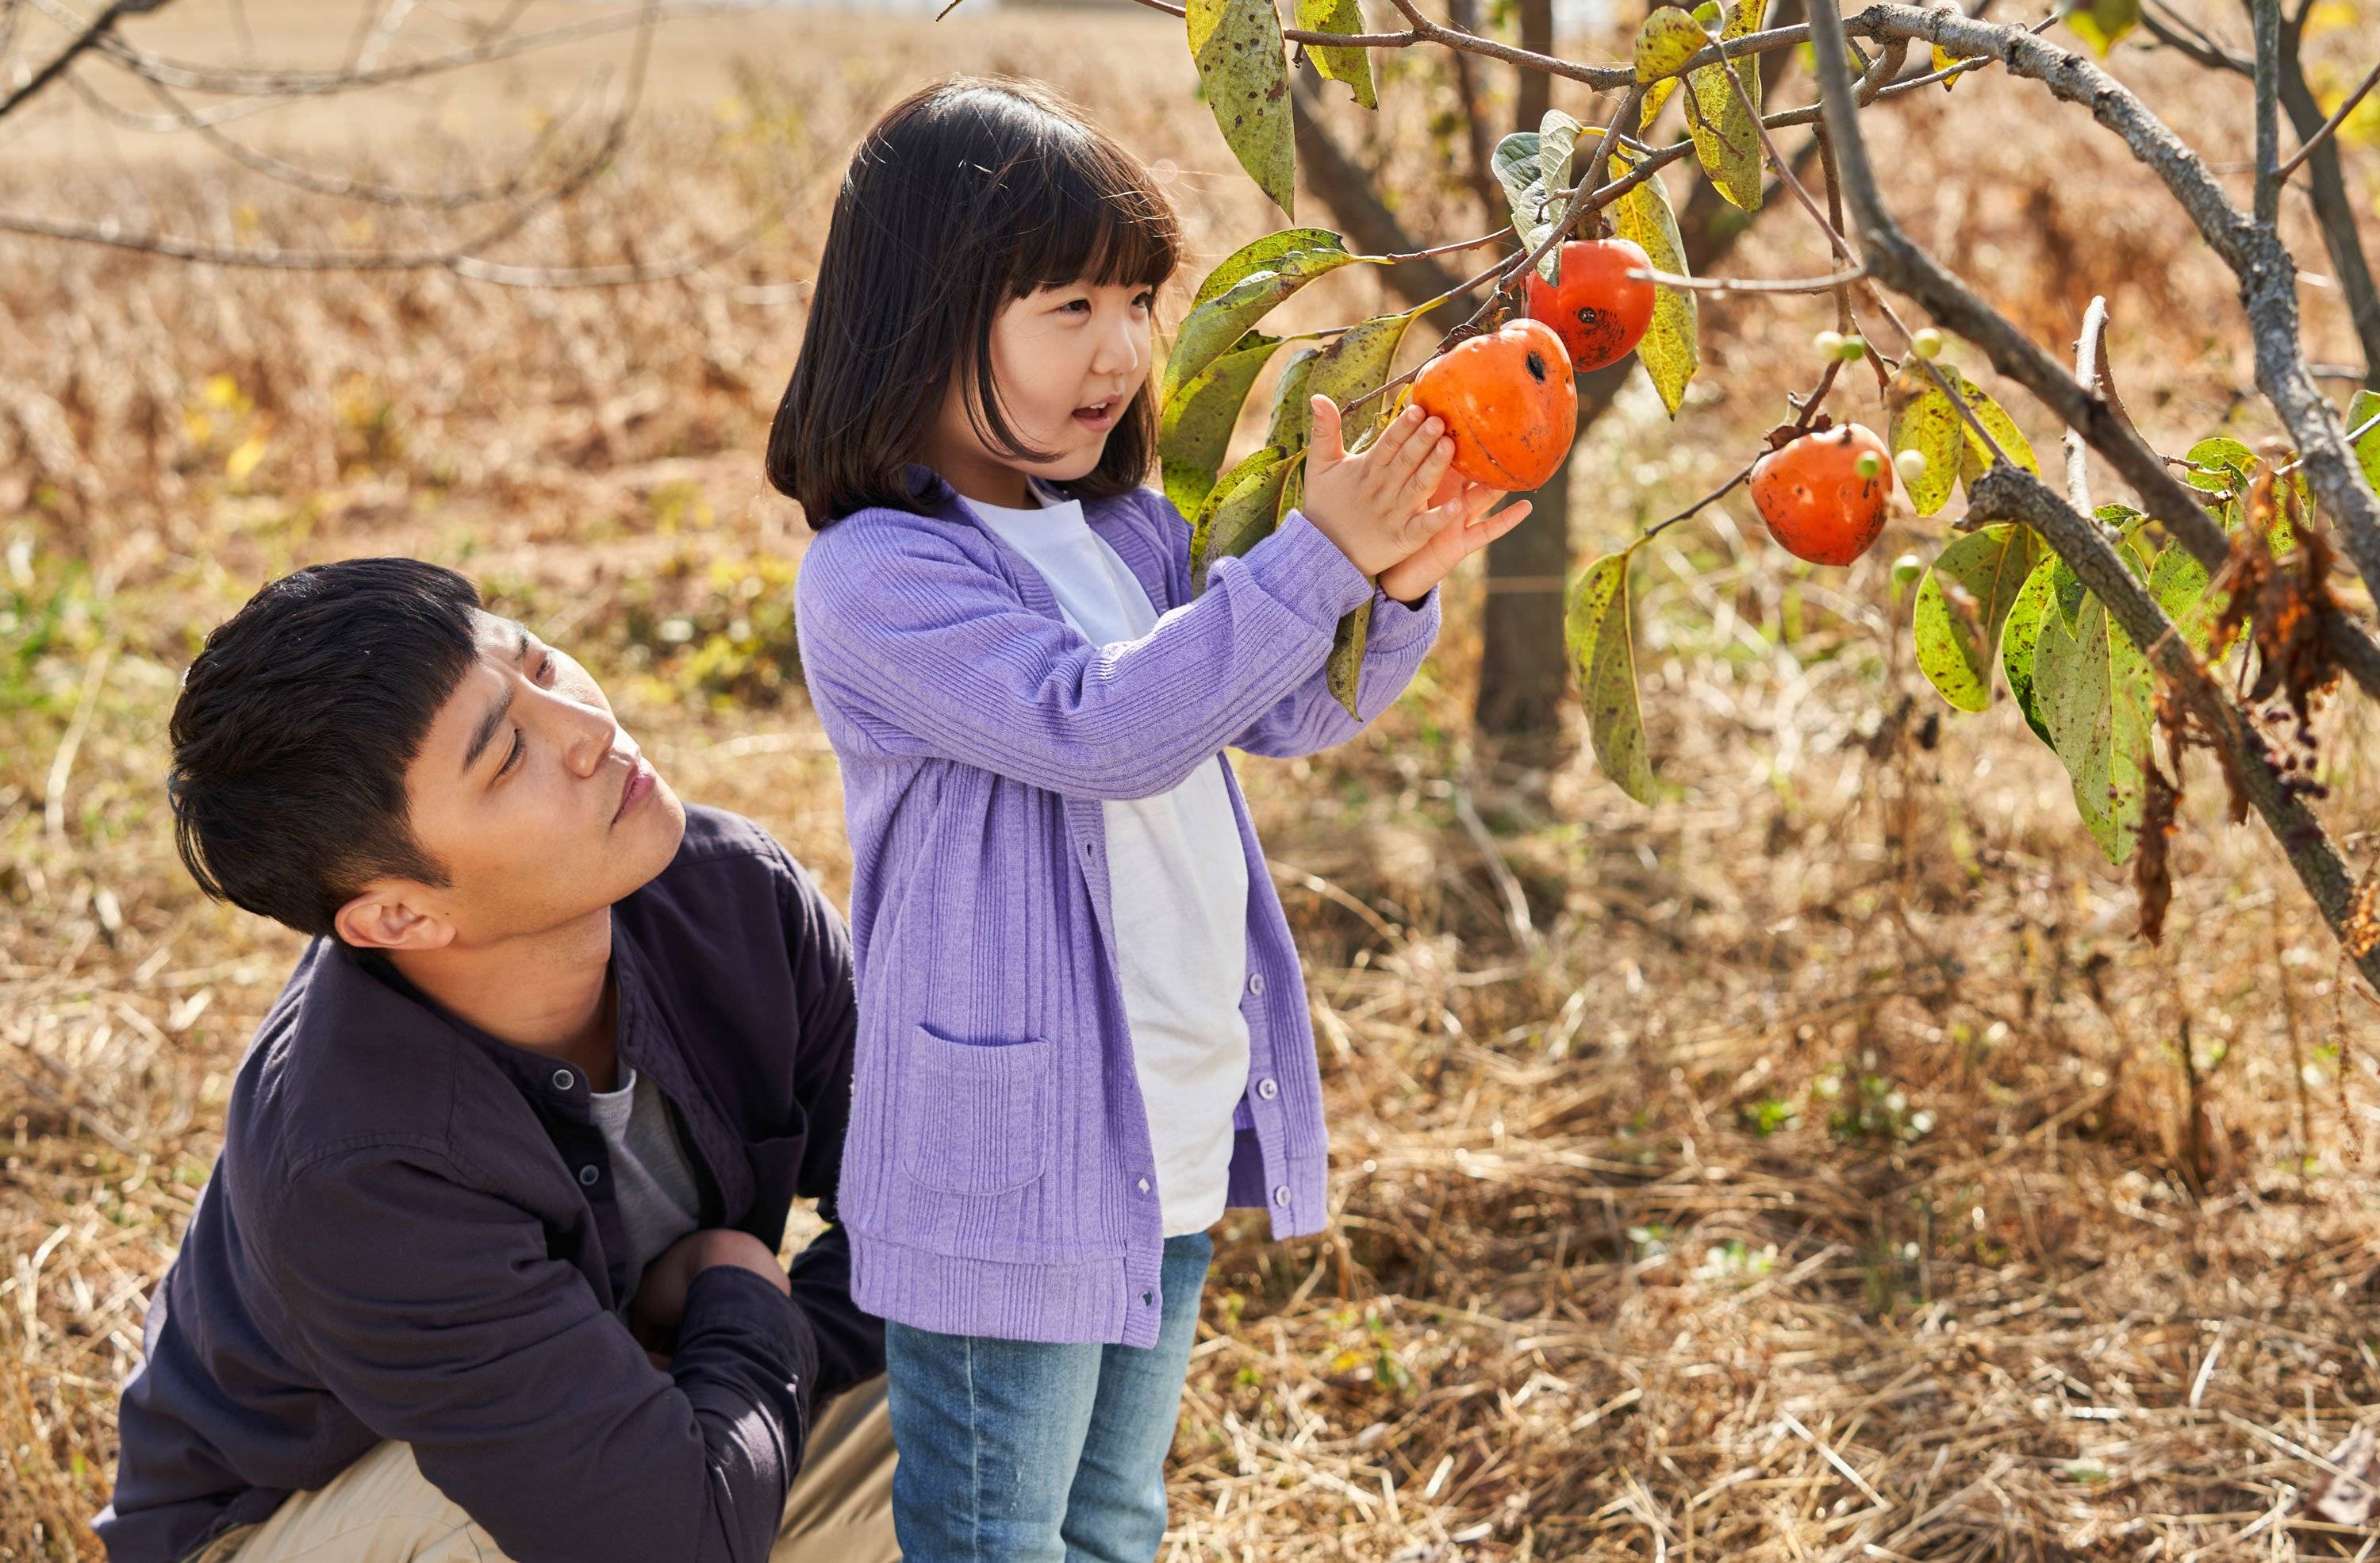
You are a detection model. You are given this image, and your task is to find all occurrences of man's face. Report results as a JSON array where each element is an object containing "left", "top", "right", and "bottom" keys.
[{"left": 381, "top": 610, "right": 685, "bottom": 948}]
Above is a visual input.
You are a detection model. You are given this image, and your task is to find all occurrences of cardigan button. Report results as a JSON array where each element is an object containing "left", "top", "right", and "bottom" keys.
[
  {"left": 1137, "top": 1177, "right": 1151, "bottom": 1194},
  {"left": 1272, "top": 1185, "right": 1291, "bottom": 1208},
  {"left": 1246, "top": 973, "right": 1266, "bottom": 997},
  {"left": 1255, "top": 1077, "right": 1279, "bottom": 1100}
]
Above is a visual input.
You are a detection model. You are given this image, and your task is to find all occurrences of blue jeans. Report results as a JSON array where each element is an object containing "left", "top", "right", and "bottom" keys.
[{"left": 882, "top": 1231, "right": 1214, "bottom": 1563}]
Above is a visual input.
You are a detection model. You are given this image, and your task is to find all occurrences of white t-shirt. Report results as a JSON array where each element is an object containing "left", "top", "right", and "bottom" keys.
[{"left": 967, "top": 479, "right": 1253, "bottom": 1237}]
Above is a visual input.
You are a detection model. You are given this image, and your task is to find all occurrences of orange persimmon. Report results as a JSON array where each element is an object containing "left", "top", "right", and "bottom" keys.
[
  {"left": 1524, "top": 238, "right": 1657, "bottom": 374},
  {"left": 1408, "top": 319, "right": 1579, "bottom": 492},
  {"left": 1749, "top": 422, "right": 1894, "bottom": 566}
]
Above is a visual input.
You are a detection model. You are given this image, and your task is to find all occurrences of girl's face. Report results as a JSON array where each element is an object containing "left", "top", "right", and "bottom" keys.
[{"left": 927, "top": 277, "right": 1156, "bottom": 508}]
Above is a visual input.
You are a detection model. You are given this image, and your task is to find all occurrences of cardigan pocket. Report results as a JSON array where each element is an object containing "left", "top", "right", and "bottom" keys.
[{"left": 895, "top": 1023, "right": 1051, "bottom": 1197}]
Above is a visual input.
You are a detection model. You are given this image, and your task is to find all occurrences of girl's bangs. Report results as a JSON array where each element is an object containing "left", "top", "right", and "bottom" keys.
[{"left": 1001, "top": 140, "right": 1178, "bottom": 296}]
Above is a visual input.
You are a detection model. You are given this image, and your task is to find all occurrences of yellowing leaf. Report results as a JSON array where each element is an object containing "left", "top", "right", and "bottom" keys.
[
  {"left": 1165, "top": 240, "right": 1359, "bottom": 399},
  {"left": 1567, "top": 550, "right": 1660, "bottom": 804},
  {"left": 225, "top": 435, "right": 268, "bottom": 484},
  {"left": 1296, "top": 0, "right": 1376, "bottom": 109},
  {"left": 1887, "top": 363, "right": 1962, "bottom": 516},
  {"left": 1634, "top": 6, "right": 1709, "bottom": 85},
  {"left": 1190, "top": 444, "right": 1296, "bottom": 592},
  {"left": 1607, "top": 143, "right": 1697, "bottom": 416},
  {"left": 2063, "top": 0, "right": 2140, "bottom": 57},
  {"left": 1188, "top": 0, "right": 1296, "bottom": 217},
  {"left": 1686, "top": 0, "right": 1767, "bottom": 210},
  {"left": 1944, "top": 366, "right": 2040, "bottom": 486}
]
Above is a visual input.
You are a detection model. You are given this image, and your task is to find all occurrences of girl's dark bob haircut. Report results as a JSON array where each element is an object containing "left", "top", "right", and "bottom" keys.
[{"left": 766, "top": 76, "right": 1181, "bottom": 527}]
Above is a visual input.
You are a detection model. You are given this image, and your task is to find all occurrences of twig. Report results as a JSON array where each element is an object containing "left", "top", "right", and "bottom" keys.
[
  {"left": 2273, "top": 56, "right": 2380, "bottom": 181},
  {"left": 1626, "top": 263, "right": 1870, "bottom": 294},
  {"left": 0, "top": 0, "right": 165, "bottom": 122},
  {"left": 2067, "top": 295, "right": 2109, "bottom": 512}
]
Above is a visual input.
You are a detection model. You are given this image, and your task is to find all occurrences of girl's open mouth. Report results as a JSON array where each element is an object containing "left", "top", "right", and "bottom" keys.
[{"left": 1073, "top": 400, "right": 1119, "bottom": 430}]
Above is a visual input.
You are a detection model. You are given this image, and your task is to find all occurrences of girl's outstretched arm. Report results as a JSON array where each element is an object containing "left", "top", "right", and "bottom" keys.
[
  {"left": 794, "top": 505, "right": 1374, "bottom": 802},
  {"left": 1226, "top": 573, "right": 1441, "bottom": 758}
]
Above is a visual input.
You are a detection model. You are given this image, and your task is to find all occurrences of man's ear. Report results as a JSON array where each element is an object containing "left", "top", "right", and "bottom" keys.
[{"left": 334, "top": 882, "right": 457, "bottom": 954}]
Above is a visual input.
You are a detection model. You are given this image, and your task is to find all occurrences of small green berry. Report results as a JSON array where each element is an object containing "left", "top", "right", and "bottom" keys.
[
  {"left": 1895, "top": 448, "right": 1929, "bottom": 485},
  {"left": 1837, "top": 336, "right": 1868, "bottom": 363},
  {"left": 1912, "top": 328, "right": 1943, "bottom": 360},
  {"left": 1814, "top": 329, "right": 1844, "bottom": 359},
  {"left": 1856, "top": 451, "right": 1883, "bottom": 481}
]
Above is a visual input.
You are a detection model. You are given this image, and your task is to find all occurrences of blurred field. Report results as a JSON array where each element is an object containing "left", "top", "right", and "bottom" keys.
[{"left": 6, "top": 1, "right": 2380, "bottom": 1557}]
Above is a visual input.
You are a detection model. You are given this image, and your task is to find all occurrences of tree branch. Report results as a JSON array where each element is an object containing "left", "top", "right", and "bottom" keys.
[
  {"left": 0, "top": 0, "right": 168, "bottom": 122},
  {"left": 1807, "top": 0, "right": 2380, "bottom": 981},
  {"left": 2273, "top": 55, "right": 2378, "bottom": 180},
  {"left": 1849, "top": 3, "right": 2380, "bottom": 645}
]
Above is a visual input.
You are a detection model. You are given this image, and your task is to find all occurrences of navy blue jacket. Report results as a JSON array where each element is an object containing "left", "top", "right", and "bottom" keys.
[{"left": 98, "top": 805, "right": 881, "bottom": 1563}]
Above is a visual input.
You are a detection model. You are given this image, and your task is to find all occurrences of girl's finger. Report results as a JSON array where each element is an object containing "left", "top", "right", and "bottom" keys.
[
  {"left": 1466, "top": 500, "right": 1532, "bottom": 552},
  {"left": 1360, "top": 404, "right": 1424, "bottom": 470},
  {"left": 1380, "top": 412, "right": 1444, "bottom": 492},
  {"left": 1399, "top": 432, "right": 1457, "bottom": 514},
  {"left": 1308, "top": 395, "right": 1345, "bottom": 467}
]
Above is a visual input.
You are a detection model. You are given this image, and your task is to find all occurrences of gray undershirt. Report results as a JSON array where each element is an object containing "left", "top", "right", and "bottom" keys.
[{"left": 585, "top": 1066, "right": 704, "bottom": 1308}]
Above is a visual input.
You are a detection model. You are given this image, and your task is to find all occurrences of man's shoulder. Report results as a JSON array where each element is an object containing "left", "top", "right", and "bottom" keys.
[{"left": 220, "top": 941, "right": 482, "bottom": 1215}]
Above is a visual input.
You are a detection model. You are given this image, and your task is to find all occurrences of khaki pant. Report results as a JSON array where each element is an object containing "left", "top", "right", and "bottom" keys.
[{"left": 185, "top": 1377, "right": 896, "bottom": 1563}]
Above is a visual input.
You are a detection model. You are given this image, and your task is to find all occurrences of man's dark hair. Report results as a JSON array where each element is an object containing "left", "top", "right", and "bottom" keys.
[
  {"left": 168, "top": 557, "right": 483, "bottom": 940},
  {"left": 765, "top": 75, "right": 1180, "bottom": 527}
]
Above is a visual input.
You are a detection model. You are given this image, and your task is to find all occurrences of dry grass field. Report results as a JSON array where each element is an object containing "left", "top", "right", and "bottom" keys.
[{"left": 6, "top": 1, "right": 2380, "bottom": 1557}]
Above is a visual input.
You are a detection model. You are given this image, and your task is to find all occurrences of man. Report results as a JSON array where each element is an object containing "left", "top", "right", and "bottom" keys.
[{"left": 97, "top": 557, "right": 892, "bottom": 1563}]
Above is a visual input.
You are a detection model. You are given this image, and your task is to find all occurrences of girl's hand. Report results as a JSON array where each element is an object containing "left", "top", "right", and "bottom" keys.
[
  {"left": 1377, "top": 481, "right": 1534, "bottom": 605},
  {"left": 1298, "top": 397, "right": 1464, "bottom": 578}
]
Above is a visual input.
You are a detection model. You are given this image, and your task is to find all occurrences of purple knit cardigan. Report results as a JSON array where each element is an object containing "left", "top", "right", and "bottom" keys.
[{"left": 792, "top": 465, "right": 1441, "bottom": 1347}]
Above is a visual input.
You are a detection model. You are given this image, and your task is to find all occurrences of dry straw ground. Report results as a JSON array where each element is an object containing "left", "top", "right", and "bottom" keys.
[{"left": 6, "top": 2, "right": 2380, "bottom": 1557}]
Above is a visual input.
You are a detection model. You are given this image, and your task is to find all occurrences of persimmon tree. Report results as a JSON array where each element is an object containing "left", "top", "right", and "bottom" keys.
[{"left": 1150, "top": 0, "right": 2380, "bottom": 986}]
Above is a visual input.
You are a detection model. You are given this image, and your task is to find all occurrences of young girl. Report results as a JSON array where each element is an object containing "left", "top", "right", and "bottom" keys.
[{"left": 770, "top": 76, "right": 1530, "bottom": 1562}]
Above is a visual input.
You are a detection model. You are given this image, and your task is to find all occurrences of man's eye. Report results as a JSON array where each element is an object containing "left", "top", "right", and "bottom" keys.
[
  {"left": 537, "top": 654, "right": 555, "bottom": 683},
  {"left": 498, "top": 732, "right": 523, "bottom": 777}
]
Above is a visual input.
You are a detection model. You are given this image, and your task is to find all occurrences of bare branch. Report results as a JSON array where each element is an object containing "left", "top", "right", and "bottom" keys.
[
  {"left": 2274, "top": 56, "right": 2379, "bottom": 181},
  {"left": 1850, "top": 3, "right": 2380, "bottom": 645},
  {"left": 0, "top": 0, "right": 168, "bottom": 124},
  {"left": 2251, "top": 0, "right": 2282, "bottom": 226},
  {"left": 2069, "top": 294, "right": 2109, "bottom": 511},
  {"left": 1626, "top": 261, "right": 1870, "bottom": 293}
]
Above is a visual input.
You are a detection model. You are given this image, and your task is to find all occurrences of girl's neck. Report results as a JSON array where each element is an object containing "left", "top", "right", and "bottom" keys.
[{"left": 929, "top": 450, "right": 1036, "bottom": 512}]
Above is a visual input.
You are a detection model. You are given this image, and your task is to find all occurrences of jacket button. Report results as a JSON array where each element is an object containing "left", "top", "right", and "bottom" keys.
[
  {"left": 1256, "top": 1077, "right": 1279, "bottom": 1100},
  {"left": 1272, "top": 1185, "right": 1291, "bottom": 1207},
  {"left": 1246, "top": 973, "right": 1266, "bottom": 996},
  {"left": 578, "top": 1165, "right": 600, "bottom": 1186},
  {"left": 551, "top": 1069, "right": 575, "bottom": 1092},
  {"left": 1137, "top": 1177, "right": 1151, "bottom": 1194}
]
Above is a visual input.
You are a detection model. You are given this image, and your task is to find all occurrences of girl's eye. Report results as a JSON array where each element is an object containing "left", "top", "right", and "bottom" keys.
[
  {"left": 1134, "top": 290, "right": 1156, "bottom": 310},
  {"left": 1061, "top": 298, "right": 1092, "bottom": 315}
]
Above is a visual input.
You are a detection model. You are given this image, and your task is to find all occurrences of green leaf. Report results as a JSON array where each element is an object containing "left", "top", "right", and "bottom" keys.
[
  {"left": 1887, "top": 363, "right": 1962, "bottom": 517},
  {"left": 2063, "top": 0, "right": 2140, "bottom": 56},
  {"left": 2351, "top": 389, "right": 2380, "bottom": 490},
  {"left": 1913, "top": 523, "right": 2042, "bottom": 712},
  {"left": 2150, "top": 540, "right": 2236, "bottom": 660},
  {"left": 2032, "top": 577, "right": 2154, "bottom": 864},
  {"left": 1566, "top": 550, "right": 1660, "bottom": 804},
  {"left": 1607, "top": 142, "right": 1697, "bottom": 416},
  {"left": 2000, "top": 554, "right": 2066, "bottom": 749},
  {"left": 1324, "top": 596, "right": 1375, "bottom": 717},
  {"left": 1188, "top": 0, "right": 1297, "bottom": 217},
  {"left": 1303, "top": 309, "right": 1420, "bottom": 447},
  {"left": 1491, "top": 126, "right": 1578, "bottom": 283},
  {"left": 1265, "top": 344, "right": 1322, "bottom": 448},
  {"left": 1161, "top": 332, "right": 1287, "bottom": 520},
  {"left": 1189, "top": 444, "right": 1296, "bottom": 593},
  {"left": 1686, "top": 0, "right": 1766, "bottom": 210},
  {"left": 2182, "top": 435, "right": 2255, "bottom": 502},
  {"left": 1296, "top": 0, "right": 1376, "bottom": 109},
  {"left": 1193, "top": 228, "right": 1352, "bottom": 307},
  {"left": 1164, "top": 246, "right": 1357, "bottom": 400}
]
